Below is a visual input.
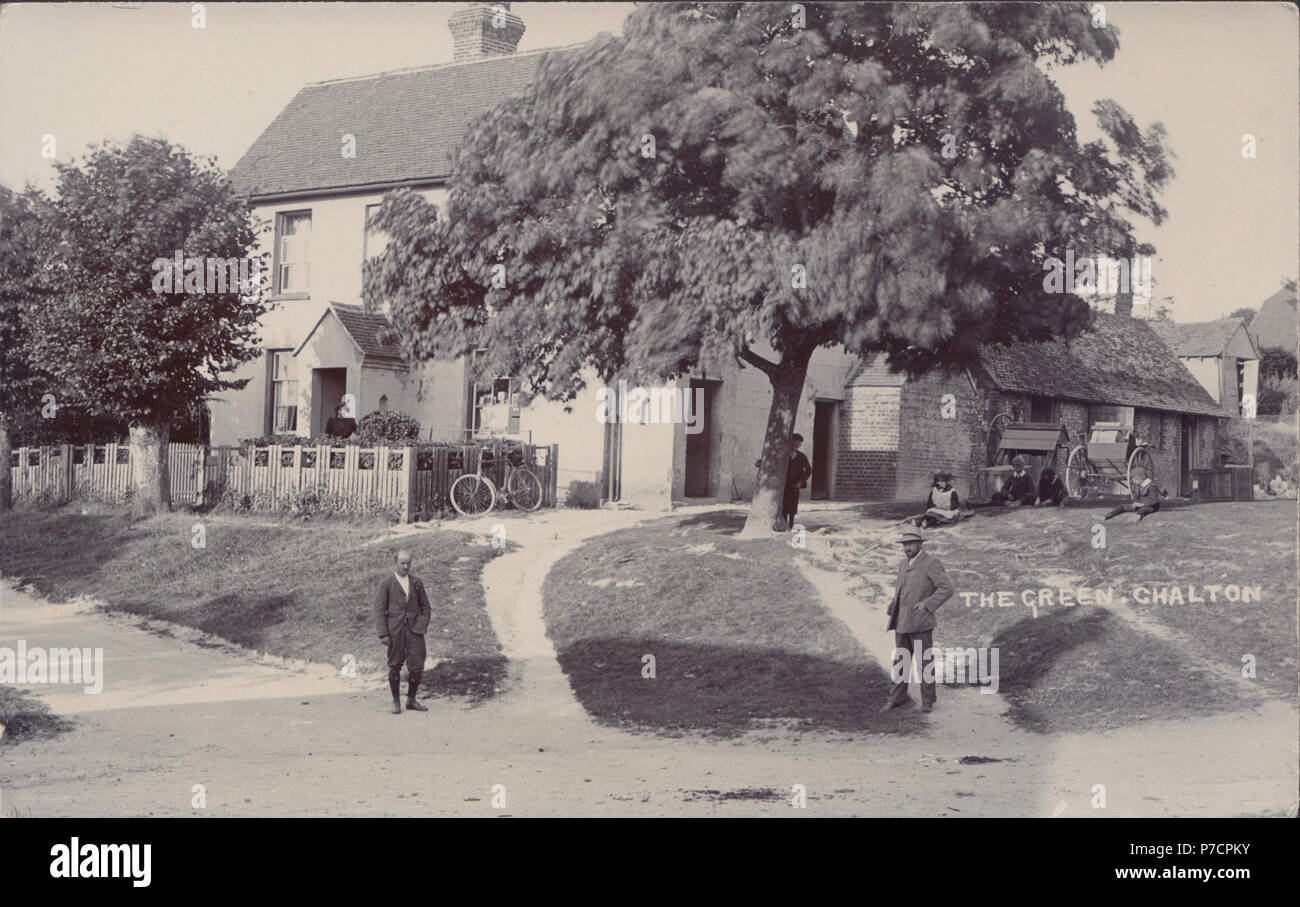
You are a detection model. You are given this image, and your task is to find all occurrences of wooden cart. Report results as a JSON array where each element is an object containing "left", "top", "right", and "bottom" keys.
[{"left": 1064, "top": 421, "right": 1157, "bottom": 500}]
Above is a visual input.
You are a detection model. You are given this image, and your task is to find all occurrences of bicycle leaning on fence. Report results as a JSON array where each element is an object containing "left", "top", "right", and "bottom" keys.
[{"left": 449, "top": 442, "right": 543, "bottom": 517}]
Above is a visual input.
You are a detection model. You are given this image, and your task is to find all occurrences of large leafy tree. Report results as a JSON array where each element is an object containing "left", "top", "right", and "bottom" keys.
[
  {"left": 0, "top": 184, "right": 47, "bottom": 512},
  {"left": 365, "top": 2, "right": 1172, "bottom": 536},
  {"left": 23, "top": 136, "right": 266, "bottom": 516}
]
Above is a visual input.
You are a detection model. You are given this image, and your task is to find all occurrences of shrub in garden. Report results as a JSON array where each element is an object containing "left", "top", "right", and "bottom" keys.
[
  {"left": 354, "top": 411, "right": 420, "bottom": 444},
  {"left": 564, "top": 480, "right": 602, "bottom": 509}
]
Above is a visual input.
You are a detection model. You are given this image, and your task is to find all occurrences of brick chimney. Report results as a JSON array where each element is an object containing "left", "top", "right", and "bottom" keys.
[{"left": 448, "top": 2, "right": 525, "bottom": 63}]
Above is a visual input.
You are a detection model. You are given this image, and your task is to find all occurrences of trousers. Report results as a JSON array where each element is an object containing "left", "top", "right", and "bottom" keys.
[
  {"left": 887, "top": 629, "right": 936, "bottom": 707},
  {"left": 385, "top": 623, "right": 426, "bottom": 691}
]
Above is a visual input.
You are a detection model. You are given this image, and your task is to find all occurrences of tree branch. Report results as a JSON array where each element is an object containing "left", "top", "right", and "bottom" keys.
[{"left": 738, "top": 345, "right": 779, "bottom": 376}]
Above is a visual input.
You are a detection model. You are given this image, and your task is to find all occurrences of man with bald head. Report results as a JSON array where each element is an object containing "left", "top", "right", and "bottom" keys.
[{"left": 373, "top": 549, "right": 432, "bottom": 714}]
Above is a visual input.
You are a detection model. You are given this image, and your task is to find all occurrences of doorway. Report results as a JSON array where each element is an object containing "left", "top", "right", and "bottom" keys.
[
  {"left": 683, "top": 379, "right": 716, "bottom": 498},
  {"left": 811, "top": 400, "right": 837, "bottom": 499},
  {"left": 313, "top": 368, "right": 348, "bottom": 436},
  {"left": 1180, "top": 415, "right": 1194, "bottom": 496}
]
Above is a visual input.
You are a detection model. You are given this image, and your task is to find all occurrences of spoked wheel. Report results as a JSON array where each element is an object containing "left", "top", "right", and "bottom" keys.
[
  {"left": 506, "top": 468, "right": 543, "bottom": 512},
  {"left": 450, "top": 474, "right": 497, "bottom": 517},
  {"left": 986, "top": 412, "right": 1013, "bottom": 466},
  {"left": 1065, "top": 446, "right": 1096, "bottom": 500},
  {"left": 1127, "top": 447, "right": 1157, "bottom": 497}
]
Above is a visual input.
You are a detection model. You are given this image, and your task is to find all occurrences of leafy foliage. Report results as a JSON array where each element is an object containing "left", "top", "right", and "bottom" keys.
[
  {"left": 353, "top": 409, "right": 421, "bottom": 444},
  {"left": 366, "top": 2, "right": 1171, "bottom": 393},
  {"left": 21, "top": 136, "right": 268, "bottom": 428}
]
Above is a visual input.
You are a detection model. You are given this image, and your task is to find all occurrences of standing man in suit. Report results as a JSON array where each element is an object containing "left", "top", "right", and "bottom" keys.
[
  {"left": 374, "top": 549, "right": 432, "bottom": 714},
  {"left": 882, "top": 528, "right": 954, "bottom": 714}
]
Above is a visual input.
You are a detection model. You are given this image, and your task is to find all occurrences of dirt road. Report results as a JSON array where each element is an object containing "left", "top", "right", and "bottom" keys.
[{"left": 2, "top": 505, "right": 1295, "bottom": 817}]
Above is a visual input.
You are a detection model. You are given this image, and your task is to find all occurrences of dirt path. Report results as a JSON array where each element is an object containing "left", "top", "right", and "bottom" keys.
[
  {"left": 794, "top": 505, "right": 1298, "bottom": 817},
  {"left": 2, "top": 504, "right": 1295, "bottom": 817}
]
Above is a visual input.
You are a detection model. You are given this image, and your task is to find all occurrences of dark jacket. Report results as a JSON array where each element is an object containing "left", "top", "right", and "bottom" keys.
[
  {"left": 1001, "top": 471, "right": 1035, "bottom": 500},
  {"left": 786, "top": 451, "right": 813, "bottom": 489},
  {"left": 1036, "top": 473, "right": 1066, "bottom": 501},
  {"left": 325, "top": 416, "right": 357, "bottom": 439},
  {"left": 1133, "top": 480, "right": 1161, "bottom": 506},
  {"left": 373, "top": 573, "right": 432, "bottom": 639},
  {"left": 886, "top": 549, "right": 954, "bottom": 634}
]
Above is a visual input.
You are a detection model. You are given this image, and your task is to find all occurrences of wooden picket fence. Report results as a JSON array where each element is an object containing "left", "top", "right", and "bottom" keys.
[{"left": 8, "top": 441, "right": 559, "bottom": 521}]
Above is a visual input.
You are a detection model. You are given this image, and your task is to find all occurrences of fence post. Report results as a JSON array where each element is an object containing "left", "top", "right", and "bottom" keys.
[
  {"left": 401, "top": 445, "right": 415, "bottom": 523},
  {"left": 548, "top": 443, "right": 559, "bottom": 508},
  {"left": 61, "top": 443, "right": 73, "bottom": 503}
]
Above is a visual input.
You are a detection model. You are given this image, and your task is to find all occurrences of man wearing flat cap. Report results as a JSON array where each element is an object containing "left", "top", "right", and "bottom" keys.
[{"left": 882, "top": 528, "right": 954, "bottom": 714}]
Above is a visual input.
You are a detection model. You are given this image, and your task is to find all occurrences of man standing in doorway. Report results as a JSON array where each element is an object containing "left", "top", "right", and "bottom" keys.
[
  {"left": 881, "top": 528, "right": 954, "bottom": 714},
  {"left": 374, "top": 549, "right": 432, "bottom": 714}
]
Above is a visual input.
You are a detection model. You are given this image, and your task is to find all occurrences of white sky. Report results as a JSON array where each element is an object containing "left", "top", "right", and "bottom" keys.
[{"left": 1, "top": 1, "right": 1295, "bottom": 321}]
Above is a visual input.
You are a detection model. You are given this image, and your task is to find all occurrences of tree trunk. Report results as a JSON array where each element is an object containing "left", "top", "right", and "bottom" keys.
[
  {"left": 0, "top": 413, "right": 11, "bottom": 513},
  {"left": 738, "top": 345, "right": 814, "bottom": 539},
  {"left": 129, "top": 419, "right": 171, "bottom": 518}
]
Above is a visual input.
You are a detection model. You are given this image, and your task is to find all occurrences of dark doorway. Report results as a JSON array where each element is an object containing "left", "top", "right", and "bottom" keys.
[
  {"left": 684, "top": 380, "right": 714, "bottom": 498},
  {"left": 313, "top": 368, "right": 348, "bottom": 436},
  {"left": 1179, "top": 415, "right": 1193, "bottom": 496},
  {"left": 812, "top": 400, "right": 836, "bottom": 499},
  {"left": 602, "top": 418, "right": 622, "bottom": 502}
]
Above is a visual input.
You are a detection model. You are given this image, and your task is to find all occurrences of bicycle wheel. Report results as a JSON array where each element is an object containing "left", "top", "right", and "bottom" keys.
[
  {"left": 507, "top": 467, "right": 543, "bottom": 512},
  {"left": 451, "top": 474, "right": 496, "bottom": 517}
]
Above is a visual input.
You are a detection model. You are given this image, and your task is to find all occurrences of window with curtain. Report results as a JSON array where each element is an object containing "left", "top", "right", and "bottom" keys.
[
  {"left": 275, "top": 210, "right": 311, "bottom": 294},
  {"left": 270, "top": 351, "right": 298, "bottom": 432}
]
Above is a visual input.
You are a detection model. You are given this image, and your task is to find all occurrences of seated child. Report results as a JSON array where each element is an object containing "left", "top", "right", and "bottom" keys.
[
  {"left": 991, "top": 456, "right": 1036, "bottom": 507},
  {"left": 1035, "top": 466, "right": 1068, "bottom": 507},
  {"left": 918, "top": 472, "right": 961, "bottom": 528}
]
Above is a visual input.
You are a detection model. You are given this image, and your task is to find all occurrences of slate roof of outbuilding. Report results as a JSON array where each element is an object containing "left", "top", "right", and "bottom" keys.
[
  {"left": 1148, "top": 319, "right": 1256, "bottom": 358},
  {"left": 295, "top": 303, "right": 405, "bottom": 366},
  {"left": 845, "top": 313, "right": 1224, "bottom": 416},
  {"left": 230, "top": 45, "right": 579, "bottom": 199},
  {"left": 979, "top": 311, "right": 1227, "bottom": 417},
  {"left": 1248, "top": 287, "right": 1299, "bottom": 353},
  {"left": 845, "top": 353, "right": 907, "bottom": 387}
]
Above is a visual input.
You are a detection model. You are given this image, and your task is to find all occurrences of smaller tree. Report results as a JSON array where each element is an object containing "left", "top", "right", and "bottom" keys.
[
  {"left": 23, "top": 137, "right": 267, "bottom": 516},
  {"left": 1228, "top": 306, "right": 1256, "bottom": 323}
]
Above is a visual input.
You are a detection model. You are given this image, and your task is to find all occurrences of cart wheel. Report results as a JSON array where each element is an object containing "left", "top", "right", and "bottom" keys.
[
  {"left": 451, "top": 474, "right": 496, "bottom": 517},
  {"left": 1065, "top": 446, "right": 1095, "bottom": 499},
  {"left": 986, "top": 412, "right": 1013, "bottom": 467},
  {"left": 1127, "top": 447, "right": 1156, "bottom": 497}
]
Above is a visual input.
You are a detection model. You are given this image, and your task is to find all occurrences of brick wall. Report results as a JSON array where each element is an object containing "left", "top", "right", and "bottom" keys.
[
  {"left": 835, "top": 386, "right": 900, "bottom": 499},
  {"left": 896, "top": 371, "right": 988, "bottom": 503}
]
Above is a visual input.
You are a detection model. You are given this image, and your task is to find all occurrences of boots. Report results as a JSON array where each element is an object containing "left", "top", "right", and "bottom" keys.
[
  {"left": 389, "top": 674, "right": 402, "bottom": 714},
  {"left": 406, "top": 672, "right": 427, "bottom": 711}
]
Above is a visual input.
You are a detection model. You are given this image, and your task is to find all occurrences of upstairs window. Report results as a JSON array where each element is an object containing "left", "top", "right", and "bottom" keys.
[{"left": 274, "top": 210, "right": 311, "bottom": 295}]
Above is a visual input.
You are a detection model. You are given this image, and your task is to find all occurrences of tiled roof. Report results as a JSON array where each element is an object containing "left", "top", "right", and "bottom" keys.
[
  {"left": 230, "top": 46, "right": 577, "bottom": 199},
  {"left": 979, "top": 311, "right": 1227, "bottom": 417},
  {"left": 1148, "top": 319, "right": 1253, "bottom": 358},
  {"left": 1248, "top": 287, "right": 1298, "bottom": 353},
  {"left": 845, "top": 353, "right": 906, "bottom": 387},
  {"left": 330, "top": 303, "right": 404, "bottom": 363}
]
